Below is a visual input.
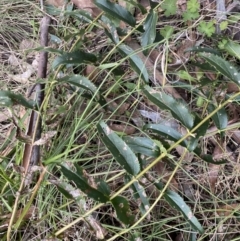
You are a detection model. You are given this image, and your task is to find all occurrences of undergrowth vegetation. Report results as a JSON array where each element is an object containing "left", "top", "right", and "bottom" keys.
[{"left": 1, "top": 0, "right": 240, "bottom": 240}]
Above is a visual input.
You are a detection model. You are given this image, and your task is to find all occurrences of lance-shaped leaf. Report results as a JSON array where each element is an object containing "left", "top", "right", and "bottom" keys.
[
  {"left": 221, "top": 39, "right": 240, "bottom": 60},
  {"left": 144, "top": 124, "right": 188, "bottom": 147},
  {"left": 33, "top": 46, "right": 63, "bottom": 55},
  {"left": 143, "top": 86, "right": 194, "bottom": 129},
  {"left": 97, "top": 121, "right": 140, "bottom": 175},
  {"left": 126, "top": 175, "right": 150, "bottom": 216},
  {"left": 118, "top": 44, "right": 149, "bottom": 83},
  {"left": 111, "top": 196, "right": 135, "bottom": 225},
  {"left": 208, "top": 104, "right": 228, "bottom": 131},
  {"left": 94, "top": 0, "right": 136, "bottom": 27},
  {"left": 101, "top": 15, "right": 119, "bottom": 44},
  {"left": 58, "top": 75, "right": 106, "bottom": 107},
  {"left": 64, "top": 10, "right": 94, "bottom": 23},
  {"left": 141, "top": 9, "right": 157, "bottom": 48},
  {"left": 194, "top": 148, "right": 227, "bottom": 164},
  {"left": 154, "top": 180, "right": 204, "bottom": 234},
  {"left": 163, "top": 189, "right": 204, "bottom": 234},
  {"left": 199, "top": 52, "right": 240, "bottom": 86},
  {"left": 96, "top": 180, "right": 111, "bottom": 196},
  {"left": 125, "top": 0, "right": 147, "bottom": 14},
  {"left": 187, "top": 115, "right": 209, "bottom": 152},
  {"left": 0, "top": 90, "right": 37, "bottom": 110},
  {"left": 60, "top": 165, "right": 110, "bottom": 203},
  {"left": 191, "top": 62, "right": 217, "bottom": 72},
  {"left": 58, "top": 75, "right": 97, "bottom": 94},
  {"left": 52, "top": 50, "right": 97, "bottom": 69},
  {"left": 185, "top": 46, "right": 221, "bottom": 56},
  {"left": 123, "top": 136, "right": 160, "bottom": 157}
]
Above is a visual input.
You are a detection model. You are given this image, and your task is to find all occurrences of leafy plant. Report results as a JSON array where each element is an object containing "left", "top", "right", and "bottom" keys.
[
  {"left": 161, "top": 0, "right": 177, "bottom": 17},
  {"left": 2, "top": 0, "right": 240, "bottom": 240},
  {"left": 183, "top": 0, "right": 200, "bottom": 21},
  {"left": 197, "top": 20, "right": 216, "bottom": 37}
]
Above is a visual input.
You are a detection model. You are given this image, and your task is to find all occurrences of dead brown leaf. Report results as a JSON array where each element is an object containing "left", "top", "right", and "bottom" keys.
[
  {"left": 227, "top": 82, "right": 240, "bottom": 93},
  {"left": 155, "top": 162, "right": 179, "bottom": 191},
  {"left": 109, "top": 123, "right": 136, "bottom": 135},
  {"left": 71, "top": 0, "right": 102, "bottom": 17},
  {"left": 208, "top": 145, "right": 222, "bottom": 192},
  {"left": 33, "top": 131, "right": 57, "bottom": 146},
  {"left": 177, "top": 0, "right": 187, "bottom": 12},
  {"left": 0, "top": 109, "right": 10, "bottom": 122},
  {"left": 85, "top": 65, "right": 99, "bottom": 81},
  {"left": 46, "top": 0, "right": 65, "bottom": 7},
  {"left": 0, "top": 206, "right": 36, "bottom": 232},
  {"left": 217, "top": 203, "right": 240, "bottom": 216}
]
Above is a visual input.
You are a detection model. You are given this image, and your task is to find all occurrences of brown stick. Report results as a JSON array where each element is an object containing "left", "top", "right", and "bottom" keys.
[
  {"left": 7, "top": 15, "right": 51, "bottom": 241},
  {"left": 23, "top": 16, "right": 51, "bottom": 173}
]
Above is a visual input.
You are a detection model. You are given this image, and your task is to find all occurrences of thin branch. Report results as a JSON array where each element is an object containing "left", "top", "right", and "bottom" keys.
[{"left": 7, "top": 13, "right": 51, "bottom": 241}]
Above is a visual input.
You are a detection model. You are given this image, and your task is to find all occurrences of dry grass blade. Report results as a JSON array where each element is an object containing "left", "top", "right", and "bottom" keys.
[{"left": 128, "top": 41, "right": 182, "bottom": 99}]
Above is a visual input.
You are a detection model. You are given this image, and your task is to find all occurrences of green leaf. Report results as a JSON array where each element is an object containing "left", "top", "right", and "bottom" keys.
[
  {"left": 96, "top": 180, "right": 111, "bottom": 196},
  {"left": 185, "top": 46, "right": 221, "bottom": 56},
  {"left": 144, "top": 124, "right": 188, "bottom": 148},
  {"left": 126, "top": 175, "right": 150, "bottom": 216},
  {"left": 0, "top": 165, "right": 14, "bottom": 184},
  {"left": 143, "top": 86, "right": 194, "bottom": 129},
  {"left": 52, "top": 178, "right": 84, "bottom": 201},
  {"left": 221, "top": 39, "right": 240, "bottom": 60},
  {"left": 33, "top": 47, "right": 64, "bottom": 55},
  {"left": 58, "top": 75, "right": 106, "bottom": 107},
  {"left": 176, "top": 70, "right": 195, "bottom": 82},
  {"left": 160, "top": 26, "right": 174, "bottom": 40},
  {"left": 183, "top": 11, "right": 199, "bottom": 21},
  {"left": 208, "top": 104, "right": 228, "bottom": 131},
  {"left": 187, "top": 115, "right": 209, "bottom": 151},
  {"left": 64, "top": 10, "right": 94, "bottom": 23},
  {"left": 218, "top": 39, "right": 228, "bottom": 50},
  {"left": 194, "top": 148, "right": 227, "bottom": 164},
  {"left": 45, "top": 4, "right": 62, "bottom": 16},
  {"left": 197, "top": 21, "right": 215, "bottom": 37},
  {"left": 220, "top": 21, "right": 228, "bottom": 31},
  {"left": 50, "top": 34, "right": 62, "bottom": 44},
  {"left": 60, "top": 165, "right": 109, "bottom": 203},
  {"left": 101, "top": 15, "right": 119, "bottom": 44},
  {"left": 192, "top": 58, "right": 219, "bottom": 71},
  {"left": 118, "top": 44, "right": 149, "bottom": 83},
  {"left": 111, "top": 196, "right": 135, "bottom": 225},
  {"left": 52, "top": 50, "right": 97, "bottom": 69},
  {"left": 124, "top": 0, "right": 147, "bottom": 14},
  {"left": 97, "top": 121, "right": 140, "bottom": 175},
  {"left": 0, "top": 91, "right": 37, "bottom": 110},
  {"left": 163, "top": 190, "right": 204, "bottom": 234},
  {"left": 99, "top": 62, "right": 118, "bottom": 69},
  {"left": 201, "top": 155, "right": 227, "bottom": 164},
  {"left": 0, "top": 128, "right": 16, "bottom": 153},
  {"left": 199, "top": 52, "right": 240, "bottom": 86},
  {"left": 187, "top": 0, "right": 200, "bottom": 13},
  {"left": 162, "top": 0, "right": 177, "bottom": 17},
  {"left": 56, "top": 185, "right": 75, "bottom": 199},
  {"left": 58, "top": 75, "right": 97, "bottom": 94},
  {"left": 94, "top": 0, "right": 136, "bottom": 27},
  {"left": 123, "top": 136, "right": 160, "bottom": 157},
  {"left": 141, "top": 10, "right": 157, "bottom": 48}
]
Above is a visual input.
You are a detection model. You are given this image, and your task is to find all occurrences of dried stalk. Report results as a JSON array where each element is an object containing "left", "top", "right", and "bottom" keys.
[{"left": 7, "top": 14, "right": 51, "bottom": 241}]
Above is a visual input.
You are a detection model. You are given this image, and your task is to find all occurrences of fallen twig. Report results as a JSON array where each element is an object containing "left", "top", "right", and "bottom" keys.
[{"left": 7, "top": 13, "right": 51, "bottom": 241}]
